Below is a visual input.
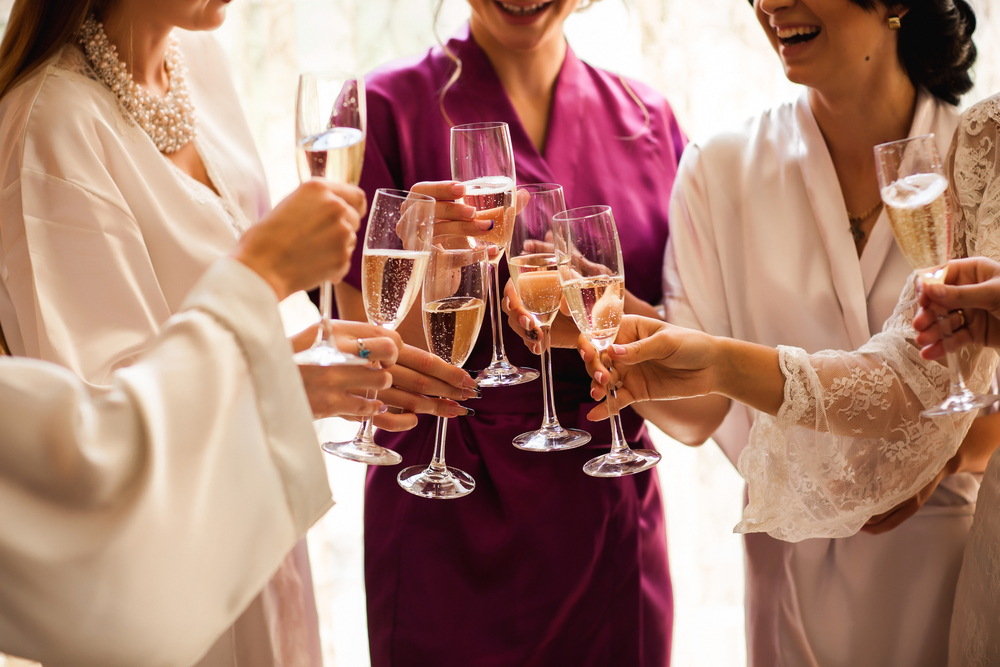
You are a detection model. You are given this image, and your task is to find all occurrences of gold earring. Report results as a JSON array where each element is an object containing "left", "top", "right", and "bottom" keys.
[{"left": 888, "top": 16, "right": 901, "bottom": 30}]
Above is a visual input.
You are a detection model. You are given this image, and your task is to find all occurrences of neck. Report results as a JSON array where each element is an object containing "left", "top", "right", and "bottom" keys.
[
  {"left": 468, "top": 21, "right": 566, "bottom": 109},
  {"left": 99, "top": 4, "right": 172, "bottom": 97},
  {"left": 808, "top": 66, "right": 917, "bottom": 169}
]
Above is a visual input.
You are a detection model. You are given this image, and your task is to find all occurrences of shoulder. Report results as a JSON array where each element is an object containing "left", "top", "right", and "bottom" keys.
[
  {"left": 689, "top": 101, "right": 797, "bottom": 167},
  {"left": 0, "top": 49, "right": 130, "bottom": 187},
  {"left": 959, "top": 92, "right": 1000, "bottom": 132},
  {"left": 366, "top": 47, "right": 449, "bottom": 105}
]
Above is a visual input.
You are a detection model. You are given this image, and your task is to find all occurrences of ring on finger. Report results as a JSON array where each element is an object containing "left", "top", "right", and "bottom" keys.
[
  {"left": 357, "top": 338, "right": 370, "bottom": 359},
  {"left": 955, "top": 309, "right": 967, "bottom": 330}
]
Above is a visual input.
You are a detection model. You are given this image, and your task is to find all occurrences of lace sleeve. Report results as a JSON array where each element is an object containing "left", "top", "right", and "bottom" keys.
[{"left": 737, "top": 95, "right": 1000, "bottom": 542}]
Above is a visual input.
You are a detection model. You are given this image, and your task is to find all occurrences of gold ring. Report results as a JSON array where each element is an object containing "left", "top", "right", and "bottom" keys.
[{"left": 956, "top": 309, "right": 967, "bottom": 330}]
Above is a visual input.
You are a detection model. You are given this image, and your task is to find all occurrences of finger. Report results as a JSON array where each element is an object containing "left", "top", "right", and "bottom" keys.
[
  {"left": 308, "top": 392, "right": 384, "bottom": 420},
  {"left": 434, "top": 200, "right": 477, "bottom": 222},
  {"left": 330, "top": 321, "right": 404, "bottom": 349},
  {"left": 411, "top": 180, "right": 466, "bottom": 201},
  {"left": 377, "top": 387, "right": 472, "bottom": 417},
  {"left": 585, "top": 387, "right": 638, "bottom": 421},
  {"left": 924, "top": 280, "right": 1000, "bottom": 315},
  {"left": 919, "top": 326, "right": 976, "bottom": 361},
  {"left": 607, "top": 333, "right": 671, "bottom": 366},
  {"left": 300, "top": 365, "right": 394, "bottom": 393},
  {"left": 860, "top": 501, "right": 920, "bottom": 535},
  {"left": 291, "top": 324, "right": 320, "bottom": 354},
  {"left": 372, "top": 411, "right": 420, "bottom": 432},
  {"left": 397, "top": 345, "right": 479, "bottom": 392},
  {"left": 331, "top": 336, "right": 400, "bottom": 365},
  {"left": 433, "top": 220, "right": 493, "bottom": 237},
  {"left": 389, "top": 363, "right": 477, "bottom": 400},
  {"left": 326, "top": 183, "right": 367, "bottom": 215}
]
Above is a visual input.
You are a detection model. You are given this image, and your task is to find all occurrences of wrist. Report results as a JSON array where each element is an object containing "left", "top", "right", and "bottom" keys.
[
  {"left": 713, "top": 337, "right": 785, "bottom": 416},
  {"left": 232, "top": 251, "right": 292, "bottom": 301}
]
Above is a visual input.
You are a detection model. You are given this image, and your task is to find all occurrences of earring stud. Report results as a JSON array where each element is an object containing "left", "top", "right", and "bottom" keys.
[{"left": 888, "top": 16, "right": 901, "bottom": 30}]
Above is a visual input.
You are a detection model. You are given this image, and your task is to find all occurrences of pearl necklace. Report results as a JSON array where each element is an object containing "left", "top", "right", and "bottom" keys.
[{"left": 78, "top": 15, "right": 197, "bottom": 154}]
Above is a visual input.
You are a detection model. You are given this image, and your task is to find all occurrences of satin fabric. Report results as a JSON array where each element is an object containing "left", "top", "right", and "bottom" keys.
[
  {"left": 0, "top": 258, "right": 331, "bottom": 667},
  {"left": 0, "top": 32, "right": 322, "bottom": 667},
  {"left": 343, "top": 26, "right": 685, "bottom": 667},
  {"left": 664, "top": 90, "right": 975, "bottom": 666}
]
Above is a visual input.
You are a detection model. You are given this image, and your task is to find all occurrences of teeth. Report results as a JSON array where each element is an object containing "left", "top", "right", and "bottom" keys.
[
  {"left": 776, "top": 26, "right": 820, "bottom": 39},
  {"left": 498, "top": 1, "right": 549, "bottom": 16}
]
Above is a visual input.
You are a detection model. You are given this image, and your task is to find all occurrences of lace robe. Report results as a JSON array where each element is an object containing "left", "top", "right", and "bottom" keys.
[{"left": 737, "top": 95, "right": 1000, "bottom": 543}]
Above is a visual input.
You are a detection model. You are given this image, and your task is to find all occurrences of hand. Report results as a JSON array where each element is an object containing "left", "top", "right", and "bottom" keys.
[
  {"left": 294, "top": 320, "right": 401, "bottom": 420},
  {"left": 232, "top": 179, "right": 366, "bottom": 300},
  {"left": 579, "top": 315, "right": 722, "bottom": 421},
  {"left": 861, "top": 465, "right": 950, "bottom": 535},
  {"left": 410, "top": 181, "right": 493, "bottom": 237},
  {"left": 501, "top": 279, "right": 580, "bottom": 352},
  {"left": 914, "top": 257, "right": 1000, "bottom": 359},
  {"left": 370, "top": 343, "right": 481, "bottom": 431}
]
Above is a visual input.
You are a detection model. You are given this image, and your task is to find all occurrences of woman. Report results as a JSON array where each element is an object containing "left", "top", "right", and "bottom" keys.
[
  {"left": 333, "top": 1, "right": 685, "bottom": 664},
  {"left": 582, "top": 88, "right": 1000, "bottom": 665},
  {"left": 505, "top": 0, "right": 987, "bottom": 663},
  {"left": 0, "top": 1, "right": 475, "bottom": 665}
]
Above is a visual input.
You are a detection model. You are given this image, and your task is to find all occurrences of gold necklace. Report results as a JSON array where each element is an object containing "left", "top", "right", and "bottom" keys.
[{"left": 847, "top": 200, "right": 882, "bottom": 243}]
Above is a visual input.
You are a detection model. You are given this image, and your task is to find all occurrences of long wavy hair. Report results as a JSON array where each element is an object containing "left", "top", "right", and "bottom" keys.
[{"left": 0, "top": 0, "right": 110, "bottom": 102}]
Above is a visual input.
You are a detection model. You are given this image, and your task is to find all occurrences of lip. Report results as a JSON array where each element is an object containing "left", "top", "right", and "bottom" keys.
[
  {"left": 771, "top": 23, "right": 821, "bottom": 61},
  {"left": 492, "top": 0, "right": 554, "bottom": 26}
]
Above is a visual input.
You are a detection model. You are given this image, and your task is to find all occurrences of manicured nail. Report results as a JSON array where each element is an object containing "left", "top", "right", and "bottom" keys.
[
  {"left": 451, "top": 182, "right": 465, "bottom": 197},
  {"left": 503, "top": 297, "right": 511, "bottom": 311},
  {"left": 378, "top": 404, "right": 389, "bottom": 413},
  {"left": 612, "top": 344, "right": 626, "bottom": 355},
  {"left": 447, "top": 405, "right": 465, "bottom": 417},
  {"left": 463, "top": 388, "right": 481, "bottom": 399},
  {"left": 579, "top": 348, "right": 587, "bottom": 360},
  {"left": 476, "top": 218, "right": 494, "bottom": 231},
  {"left": 462, "top": 375, "right": 479, "bottom": 389},
  {"left": 591, "top": 387, "right": 600, "bottom": 400},
  {"left": 520, "top": 316, "right": 531, "bottom": 330},
  {"left": 461, "top": 205, "right": 476, "bottom": 219},
  {"left": 462, "top": 407, "right": 476, "bottom": 417},
  {"left": 595, "top": 371, "right": 606, "bottom": 384}
]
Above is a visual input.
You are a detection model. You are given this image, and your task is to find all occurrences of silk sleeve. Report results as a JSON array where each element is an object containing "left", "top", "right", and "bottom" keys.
[
  {"left": 0, "top": 258, "right": 332, "bottom": 667},
  {"left": 738, "top": 100, "right": 1000, "bottom": 542}
]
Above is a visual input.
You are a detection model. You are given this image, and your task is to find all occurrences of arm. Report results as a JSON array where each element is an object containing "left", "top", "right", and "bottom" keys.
[{"left": 0, "top": 258, "right": 329, "bottom": 667}]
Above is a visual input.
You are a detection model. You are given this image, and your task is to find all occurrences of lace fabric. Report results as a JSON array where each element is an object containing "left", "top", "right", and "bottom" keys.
[{"left": 737, "top": 94, "right": 1000, "bottom": 542}]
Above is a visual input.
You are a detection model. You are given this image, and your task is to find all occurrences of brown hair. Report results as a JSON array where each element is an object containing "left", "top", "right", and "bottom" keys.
[{"left": 0, "top": 0, "right": 110, "bottom": 102}]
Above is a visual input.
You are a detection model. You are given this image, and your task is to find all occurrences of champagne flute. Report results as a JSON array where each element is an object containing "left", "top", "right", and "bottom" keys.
[
  {"left": 553, "top": 206, "right": 661, "bottom": 477},
  {"left": 508, "top": 184, "right": 592, "bottom": 451},
  {"left": 323, "top": 189, "right": 435, "bottom": 464},
  {"left": 875, "top": 134, "right": 999, "bottom": 416},
  {"left": 294, "top": 71, "right": 368, "bottom": 367},
  {"left": 397, "top": 236, "right": 489, "bottom": 499},
  {"left": 451, "top": 121, "right": 539, "bottom": 387}
]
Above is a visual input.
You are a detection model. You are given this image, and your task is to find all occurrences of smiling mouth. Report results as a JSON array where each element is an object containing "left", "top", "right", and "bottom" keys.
[
  {"left": 776, "top": 26, "right": 821, "bottom": 46},
  {"left": 495, "top": 1, "right": 553, "bottom": 17}
]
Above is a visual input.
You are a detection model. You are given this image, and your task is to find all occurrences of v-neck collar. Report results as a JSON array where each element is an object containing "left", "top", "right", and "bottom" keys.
[{"left": 446, "top": 26, "right": 584, "bottom": 189}]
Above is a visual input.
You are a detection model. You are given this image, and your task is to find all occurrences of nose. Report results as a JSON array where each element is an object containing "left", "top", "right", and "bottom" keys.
[{"left": 758, "top": 0, "right": 795, "bottom": 15}]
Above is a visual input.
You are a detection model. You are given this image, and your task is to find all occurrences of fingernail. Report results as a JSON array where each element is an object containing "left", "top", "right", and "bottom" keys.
[
  {"left": 462, "top": 375, "right": 479, "bottom": 389},
  {"left": 595, "top": 371, "right": 606, "bottom": 384},
  {"left": 579, "top": 348, "right": 587, "bottom": 360},
  {"left": 591, "top": 387, "right": 600, "bottom": 399},
  {"left": 612, "top": 344, "right": 626, "bottom": 355},
  {"left": 452, "top": 183, "right": 465, "bottom": 196},
  {"left": 520, "top": 315, "right": 531, "bottom": 330},
  {"left": 378, "top": 404, "right": 389, "bottom": 413},
  {"left": 464, "top": 388, "right": 481, "bottom": 399},
  {"left": 503, "top": 297, "right": 511, "bottom": 311},
  {"left": 447, "top": 405, "right": 465, "bottom": 418},
  {"left": 476, "top": 219, "right": 494, "bottom": 231},
  {"left": 527, "top": 329, "right": 538, "bottom": 341},
  {"left": 461, "top": 205, "right": 476, "bottom": 219}
]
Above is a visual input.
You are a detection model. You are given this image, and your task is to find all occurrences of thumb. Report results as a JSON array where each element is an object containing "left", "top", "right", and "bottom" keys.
[
  {"left": 926, "top": 280, "right": 1000, "bottom": 315},
  {"left": 608, "top": 335, "right": 668, "bottom": 366}
]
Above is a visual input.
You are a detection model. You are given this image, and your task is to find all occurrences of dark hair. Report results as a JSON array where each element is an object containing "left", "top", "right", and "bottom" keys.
[
  {"left": 856, "top": 0, "right": 977, "bottom": 105},
  {"left": 749, "top": 0, "right": 977, "bottom": 105}
]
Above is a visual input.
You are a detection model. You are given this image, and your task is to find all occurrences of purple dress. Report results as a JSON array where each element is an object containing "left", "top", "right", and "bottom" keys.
[{"left": 344, "top": 26, "right": 686, "bottom": 667}]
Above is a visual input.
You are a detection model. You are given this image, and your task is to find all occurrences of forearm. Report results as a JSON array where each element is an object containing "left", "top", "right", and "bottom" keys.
[
  {"left": 950, "top": 411, "right": 1000, "bottom": 474},
  {"left": 714, "top": 337, "right": 785, "bottom": 416},
  {"left": 634, "top": 394, "right": 731, "bottom": 446}
]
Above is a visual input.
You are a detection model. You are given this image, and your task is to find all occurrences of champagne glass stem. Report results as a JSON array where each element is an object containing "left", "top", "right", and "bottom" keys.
[
  {"left": 539, "top": 324, "right": 559, "bottom": 430},
  {"left": 352, "top": 360, "right": 381, "bottom": 443},
  {"left": 430, "top": 416, "right": 449, "bottom": 472},
  {"left": 319, "top": 280, "right": 334, "bottom": 344},
  {"left": 939, "top": 309, "right": 974, "bottom": 395},
  {"left": 601, "top": 351, "right": 631, "bottom": 458},
  {"left": 487, "top": 263, "right": 509, "bottom": 366}
]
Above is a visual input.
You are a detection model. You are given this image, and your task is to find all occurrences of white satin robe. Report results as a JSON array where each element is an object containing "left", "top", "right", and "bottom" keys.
[
  {"left": 664, "top": 90, "right": 974, "bottom": 667},
  {"left": 0, "top": 32, "right": 322, "bottom": 667},
  {"left": 0, "top": 258, "right": 332, "bottom": 667}
]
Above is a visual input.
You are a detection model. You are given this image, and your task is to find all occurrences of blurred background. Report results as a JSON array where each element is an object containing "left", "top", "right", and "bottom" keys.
[{"left": 1, "top": 0, "right": 999, "bottom": 666}]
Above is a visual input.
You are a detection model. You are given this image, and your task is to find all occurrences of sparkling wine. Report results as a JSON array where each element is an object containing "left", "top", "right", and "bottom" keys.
[
  {"left": 882, "top": 173, "right": 951, "bottom": 274},
  {"left": 362, "top": 249, "right": 429, "bottom": 329},
  {"left": 296, "top": 127, "right": 365, "bottom": 185},
  {"left": 461, "top": 176, "right": 515, "bottom": 260},
  {"left": 509, "top": 253, "right": 562, "bottom": 326},
  {"left": 423, "top": 296, "right": 487, "bottom": 367},
  {"left": 562, "top": 275, "right": 625, "bottom": 343}
]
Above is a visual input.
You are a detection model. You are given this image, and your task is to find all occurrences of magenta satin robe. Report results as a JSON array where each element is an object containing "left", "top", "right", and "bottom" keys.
[{"left": 343, "top": 26, "right": 685, "bottom": 667}]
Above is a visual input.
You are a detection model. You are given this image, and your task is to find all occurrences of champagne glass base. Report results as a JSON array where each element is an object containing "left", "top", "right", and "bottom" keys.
[
  {"left": 583, "top": 448, "right": 661, "bottom": 478},
  {"left": 922, "top": 392, "right": 1000, "bottom": 418},
  {"left": 294, "top": 342, "right": 368, "bottom": 367},
  {"left": 513, "top": 427, "right": 592, "bottom": 452},
  {"left": 322, "top": 440, "right": 402, "bottom": 466},
  {"left": 474, "top": 361, "right": 539, "bottom": 387},
  {"left": 397, "top": 465, "right": 476, "bottom": 499}
]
